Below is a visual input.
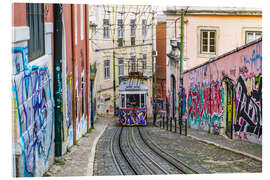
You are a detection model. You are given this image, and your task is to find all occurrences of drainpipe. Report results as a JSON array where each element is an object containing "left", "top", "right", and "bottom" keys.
[
  {"left": 85, "top": 4, "right": 90, "bottom": 130},
  {"left": 113, "top": 7, "right": 117, "bottom": 117},
  {"left": 175, "top": 17, "right": 180, "bottom": 37},
  {"left": 53, "top": 4, "right": 63, "bottom": 158},
  {"left": 71, "top": 4, "right": 77, "bottom": 145},
  {"left": 179, "top": 9, "right": 184, "bottom": 135}
]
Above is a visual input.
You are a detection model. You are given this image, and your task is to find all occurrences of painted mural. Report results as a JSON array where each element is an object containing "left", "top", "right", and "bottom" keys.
[
  {"left": 12, "top": 46, "right": 54, "bottom": 176},
  {"left": 183, "top": 40, "right": 262, "bottom": 144}
]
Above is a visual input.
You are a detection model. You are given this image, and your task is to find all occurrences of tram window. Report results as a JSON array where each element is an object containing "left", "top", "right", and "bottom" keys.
[
  {"left": 121, "top": 94, "right": 125, "bottom": 108},
  {"left": 126, "top": 94, "right": 140, "bottom": 108},
  {"left": 141, "top": 94, "right": 145, "bottom": 107}
]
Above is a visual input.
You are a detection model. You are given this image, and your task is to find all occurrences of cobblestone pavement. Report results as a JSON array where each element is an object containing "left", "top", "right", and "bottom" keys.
[
  {"left": 155, "top": 118, "right": 262, "bottom": 161},
  {"left": 143, "top": 125, "right": 262, "bottom": 173},
  {"left": 43, "top": 116, "right": 113, "bottom": 177},
  {"left": 94, "top": 118, "right": 262, "bottom": 175},
  {"left": 44, "top": 116, "right": 262, "bottom": 176}
]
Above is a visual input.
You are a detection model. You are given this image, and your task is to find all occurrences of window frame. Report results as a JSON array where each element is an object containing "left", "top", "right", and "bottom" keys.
[
  {"left": 118, "top": 58, "right": 124, "bottom": 76},
  {"left": 130, "top": 56, "right": 136, "bottom": 72},
  {"left": 142, "top": 54, "right": 147, "bottom": 71},
  {"left": 27, "top": 3, "right": 45, "bottom": 62},
  {"left": 200, "top": 29, "right": 216, "bottom": 55},
  {"left": 245, "top": 31, "right": 262, "bottom": 44},
  {"left": 103, "top": 19, "right": 110, "bottom": 39},
  {"left": 104, "top": 59, "right": 110, "bottom": 80},
  {"left": 142, "top": 19, "right": 147, "bottom": 37},
  {"left": 117, "top": 19, "right": 124, "bottom": 39},
  {"left": 130, "top": 19, "right": 136, "bottom": 37}
]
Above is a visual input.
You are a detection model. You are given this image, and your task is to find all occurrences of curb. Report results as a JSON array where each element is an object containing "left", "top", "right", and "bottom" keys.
[
  {"left": 188, "top": 135, "right": 262, "bottom": 162},
  {"left": 86, "top": 122, "right": 109, "bottom": 176}
]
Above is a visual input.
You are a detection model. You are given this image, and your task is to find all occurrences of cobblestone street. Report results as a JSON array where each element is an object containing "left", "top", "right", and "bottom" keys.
[{"left": 93, "top": 118, "right": 262, "bottom": 175}]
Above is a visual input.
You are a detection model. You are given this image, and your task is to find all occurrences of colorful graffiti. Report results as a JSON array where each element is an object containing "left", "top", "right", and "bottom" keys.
[
  {"left": 187, "top": 81, "right": 224, "bottom": 131},
  {"left": 120, "top": 108, "right": 146, "bottom": 126},
  {"left": 242, "top": 43, "right": 262, "bottom": 75},
  {"left": 66, "top": 73, "right": 73, "bottom": 147},
  {"left": 12, "top": 46, "right": 54, "bottom": 176},
  {"left": 183, "top": 40, "right": 262, "bottom": 143},
  {"left": 234, "top": 75, "right": 262, "bottom": 142}
]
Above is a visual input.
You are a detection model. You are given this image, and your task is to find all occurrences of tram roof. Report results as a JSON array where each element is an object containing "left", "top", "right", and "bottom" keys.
[{"left": 119, "top": 79, "right": 148, "bottom": 92}]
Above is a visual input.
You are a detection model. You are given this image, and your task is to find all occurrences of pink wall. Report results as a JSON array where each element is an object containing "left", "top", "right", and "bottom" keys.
[{"left": 183, "top": 40, "right": 262, "bottom": 144}]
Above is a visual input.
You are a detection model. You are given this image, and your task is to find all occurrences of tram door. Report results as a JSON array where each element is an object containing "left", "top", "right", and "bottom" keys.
[{"left": 226, "top": 82, "right": 234, "bottom": 139}]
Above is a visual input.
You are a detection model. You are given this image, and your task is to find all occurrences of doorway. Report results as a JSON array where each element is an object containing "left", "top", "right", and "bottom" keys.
[
  {"left": 170, "top": 75, "right": 176, "bottom": 118},
  {"left": 226, "top": 81, "right": 234, "bottom": 139}
]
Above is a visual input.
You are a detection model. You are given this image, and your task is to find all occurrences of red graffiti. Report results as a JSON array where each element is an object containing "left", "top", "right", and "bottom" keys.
[{"left": 188, "top": 82, "right": 223, "bottom": 119}]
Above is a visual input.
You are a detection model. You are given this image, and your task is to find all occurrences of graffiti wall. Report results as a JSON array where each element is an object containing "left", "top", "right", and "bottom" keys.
[
  {"left": 119, "top": 108, "right": 147, "bottom": 126},
  {"left": 183, "top": 39, "right": 262, "bottom": 144},
  {"left": 12, "top": 46, "right": 55, "bottom": 176}
]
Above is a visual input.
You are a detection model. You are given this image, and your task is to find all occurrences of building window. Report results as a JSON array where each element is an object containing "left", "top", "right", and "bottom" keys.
[
  {"left": 245, "top": 31, "right": 262, "bottom": 44},
  {"left": 27, "top": 3, "right": 45, "bottom": 61},
  {"left": 118, "top": 58, "right": 124, "bottom": 76},
  {"left": 117, "top": 19, "right": 124, "bottom": 47},
  {"left": 103, "top": 19, "right": 110, "bottom": 39},
  {"left": 104, "top": 59, "right": 110, "bottom": 80},
  {"left": 142, "top": 54, "right": 147, "bottom": 71},
  {"left": 200, "top": 30, "right": 216, "bottom": 54},
  {"left": 142, "top": 19, "right": 147, "bottom": 37},
  {"left": 130, "top": 56, "right": 136, "bottom": 72},
  {"left": 130, "top": 19, "right": 136, "bottom": 45}
]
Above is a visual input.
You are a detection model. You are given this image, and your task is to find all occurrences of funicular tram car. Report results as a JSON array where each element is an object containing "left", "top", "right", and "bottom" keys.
[{"left": 119, "top": 79, "right": 147, "bottom": 126}]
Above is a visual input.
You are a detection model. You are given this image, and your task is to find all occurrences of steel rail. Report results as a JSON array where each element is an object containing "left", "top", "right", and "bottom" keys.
[
  {"left": 131, "top": 127, "right": 169, "bottom": 174},
  {"left": 138, "top": 127, "right": 200, "bottom": 174},
  {"left": 125, "top": 128, "right": 155, "bottom": 175},
  {"left": 118, "top": 127, "right": 138, "bottom": 175},
  {"left": 110, "top": 127, "right": 125, "bottom": 175}
]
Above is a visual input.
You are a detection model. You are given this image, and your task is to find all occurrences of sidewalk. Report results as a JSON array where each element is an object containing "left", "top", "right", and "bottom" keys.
[
  {"left": 155, "top": 118, "right": 262, "bottom": 162},
  {"left": 187, "top": 127, "right": 262, "bottom": 161},
  {"left": 44, "top": 116, "right": 112, "bottom": 177}
]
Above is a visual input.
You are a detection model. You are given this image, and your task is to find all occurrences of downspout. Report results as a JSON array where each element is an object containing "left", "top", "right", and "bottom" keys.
[
  {"left": 175, "top": 17, "right": 180, "bottom": 37},
  {"left": 71, "top": 5, "right": 77, "bottom": 145},
  {"left": 53, "top": 4, "right": 63, "bottom": 158},
  {"left": 178, "top": 9, "right": 184, "bottom": 133},
  {"left": 85, "top": 4, "right": 90, "bottom": 131}
]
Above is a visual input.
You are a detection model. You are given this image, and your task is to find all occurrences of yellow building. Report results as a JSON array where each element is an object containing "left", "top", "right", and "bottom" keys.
[{"left": 89, "top": 5, "right": 155, "bottom": 117}]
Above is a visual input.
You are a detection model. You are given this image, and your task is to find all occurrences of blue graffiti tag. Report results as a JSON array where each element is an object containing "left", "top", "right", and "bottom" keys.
[{"left": 12, "top": 46, "right": 54, "bottom": 177}]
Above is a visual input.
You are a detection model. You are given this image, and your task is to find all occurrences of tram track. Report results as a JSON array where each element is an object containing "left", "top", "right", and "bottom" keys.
[
  {"left": 110, "top": 126, "right": 199, "bottom": 175},
  {"left": 137, "top": 126, "right": 200, "bottom": 174},
  {"left": 110, "top": 126, "right": 137, "bottom": 175}
]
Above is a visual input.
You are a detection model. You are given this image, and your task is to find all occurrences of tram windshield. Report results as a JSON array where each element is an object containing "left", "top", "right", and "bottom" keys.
[{"left": 126, "top": 94, "right": 140, "bottom": 108}]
